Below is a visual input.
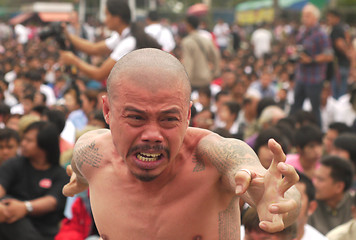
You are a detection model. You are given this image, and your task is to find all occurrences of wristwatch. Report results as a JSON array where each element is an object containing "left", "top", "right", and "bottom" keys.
[{"left": 24, "top": 201, "right": 33, "bottom": 213}]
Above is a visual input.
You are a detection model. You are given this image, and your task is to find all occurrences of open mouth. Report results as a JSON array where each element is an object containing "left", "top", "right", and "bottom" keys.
[{"left": 136, "top": 152, "right": 162, "bottom": 162}]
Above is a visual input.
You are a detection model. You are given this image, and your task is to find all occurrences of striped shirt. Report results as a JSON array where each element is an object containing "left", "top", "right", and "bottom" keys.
[{"left": 295, "top": 25, "right": 332, "bottom": 84}]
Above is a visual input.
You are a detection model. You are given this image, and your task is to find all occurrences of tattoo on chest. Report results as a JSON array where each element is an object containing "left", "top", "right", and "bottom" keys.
[
  {"left": 218, "top": 196, "right": 239, "bottom": 240},
  {"left": 192, "top": 153, "right": 205, "bottom": 172},
  {"left": 76, "top": 141, "right": 103, "bottom": 169}
]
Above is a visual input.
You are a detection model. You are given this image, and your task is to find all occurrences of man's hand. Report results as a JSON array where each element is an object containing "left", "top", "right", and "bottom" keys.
[
  {"left": 235, "top": 139, "right": 300, "bottom": 233},
  {"left": 1, "top": 198, "right": 27, "bottom": 224},
  {"left": 59, "top": 50, "right": 77, "bottom": 66},
  {"left": 0, "top": 202, "right": 10, "bottom": 223},
  {"left": 62, "top": 165, "right": 89, "bottom": 197},
  {"left": 299, "top": 52, "right": 313, "bottom": 64}
]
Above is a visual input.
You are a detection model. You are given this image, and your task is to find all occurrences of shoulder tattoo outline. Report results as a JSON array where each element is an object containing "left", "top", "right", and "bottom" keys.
[{"left": 76, "top": 140, "right": 103, "bottom": 170}]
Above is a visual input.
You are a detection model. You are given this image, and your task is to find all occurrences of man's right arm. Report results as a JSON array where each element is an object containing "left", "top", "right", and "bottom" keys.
[
  {"left": 68, "top": 33, "right": 112, "bottom": 56},
  {"left": 62, "top": 133, "right": 91, "bottom": 197},
  {"left": 63, "top": 129, "right": 109, "bottom": 197}
]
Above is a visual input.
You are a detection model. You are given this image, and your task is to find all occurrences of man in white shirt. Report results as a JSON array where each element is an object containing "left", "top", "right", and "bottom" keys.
[
  {"left": 213, "top": 19, "right": 230, "bottom": 55},
  {"left": 250, "top": 22, "right": 272, "bottom": 59},
  {"left": 59, "top": 0, "right": 135, "bottom": 83},
  {"left": 145, "top": 11, "right": 175, "bottom": 53}
]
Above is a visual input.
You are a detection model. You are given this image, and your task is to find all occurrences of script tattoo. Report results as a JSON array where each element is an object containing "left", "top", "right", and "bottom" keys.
[
  {"left": 197, "top": 137, "right": 258, "bottom": 175},
  {"left": 192, "top": 153, "right": 205, "bottom": 172},
  {"left": 218, "top": 196, "right": 239, "bottom": 240},
  {"left": 76, "top": 140, "right": 103, "bottom": 170}
]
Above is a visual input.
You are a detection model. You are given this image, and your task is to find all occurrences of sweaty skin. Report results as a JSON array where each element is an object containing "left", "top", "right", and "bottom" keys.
[{"left": 63, "top": 48, "right": 300, "bottom": 240}]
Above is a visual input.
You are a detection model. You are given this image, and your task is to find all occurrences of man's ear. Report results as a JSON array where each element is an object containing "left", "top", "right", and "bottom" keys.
[
  {"left": 331, "top": 181, "right": 345, "bottom": 195},
  {"left": 187, "top": 101, "right": 193, "bottom": 125},
  {"left": 308, "top": 200, "right": 318, "bottom": 216},
  {"left": 102, "top": 94, "right": 110, "bottom": 124}
]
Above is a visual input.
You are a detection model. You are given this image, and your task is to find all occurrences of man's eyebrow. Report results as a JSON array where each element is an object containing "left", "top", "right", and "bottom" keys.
[
  {"left": 162, "top": 108, "right": 180, "bottom": 114},
  {"left": 123, "top": 107, "right": 145, "bottom": 113},
  {"left": 123, "top": 107, "right": 181, "bottom": 114}
]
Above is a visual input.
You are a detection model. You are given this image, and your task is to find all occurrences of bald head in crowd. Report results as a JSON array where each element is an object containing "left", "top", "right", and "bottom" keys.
[{"left": 106, "top": 48, "right": 191, "bottom": 103}]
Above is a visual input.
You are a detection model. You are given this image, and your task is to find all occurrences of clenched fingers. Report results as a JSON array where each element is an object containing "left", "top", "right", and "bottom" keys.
[
  {"left": 268, "top": 198, "right": 298, "bottom": 214},
  {"left": 259, "top": 214, "right": 284, "bottom": 233},
  {"left": 277, "top": 162, "right": 299, "bottom": 194},
  {"left": 235, "top": 169, "right": 255, "bottom": 195}
]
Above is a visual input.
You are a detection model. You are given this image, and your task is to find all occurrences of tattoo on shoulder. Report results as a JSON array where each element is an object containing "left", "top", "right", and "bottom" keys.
[
  {"left": 197, "top": 138, "right": 258, "bottom": 175},
  {"left": 192, "top": 153, "right": 205, "bottom": 172},
  {"left": 218, "top": 196, "right": 239, "bottom": 240},
  {"left": 76, "top": 140, "right": 103, "bottom": 170}
]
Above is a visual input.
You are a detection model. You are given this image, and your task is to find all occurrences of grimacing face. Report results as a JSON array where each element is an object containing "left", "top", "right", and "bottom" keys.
[{"left": 103, "top": 74, "right": 191, "bottom": 182}]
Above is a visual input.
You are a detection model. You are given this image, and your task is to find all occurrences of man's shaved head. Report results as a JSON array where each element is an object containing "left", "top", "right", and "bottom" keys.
[{"left": 107, "top": 48, "right": 191, "bottom": 103}]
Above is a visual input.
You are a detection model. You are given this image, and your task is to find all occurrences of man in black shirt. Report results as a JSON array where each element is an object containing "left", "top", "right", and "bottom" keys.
[
  {"left": 327, "top": 9, "right": 352, "bottom": 99},
  {"left": 0, "top": 121, "right": 69, "bottom": 240}
]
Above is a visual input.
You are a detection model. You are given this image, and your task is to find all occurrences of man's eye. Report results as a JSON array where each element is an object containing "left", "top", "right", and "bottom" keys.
[
  {"left": 128, "top": 115, "right": 144, "bottom": 120},
  {"left": 165, "top": 117, "right": 178, "bottom": 122}
]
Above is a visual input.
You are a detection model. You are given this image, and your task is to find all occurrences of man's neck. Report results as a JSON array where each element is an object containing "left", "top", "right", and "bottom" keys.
[
  {"left": 305, "top": 23, "right": 318, "bottom": 30},
  {"left": 116, "top": 23, "right": 129, "bottom": 35},
  {"left": 244, "top": 111, "right": 256, "bottom": 122},
  {"left": 296, "top": 222, "right": 305, "bottom": 240},
  {"left": 299, "top": 156, "right": 316, "bottom": 170},
  {"left": 29, "top": 155, "right": 51, "bottom": 170},
  {"left": 324, "top": 193, "right": 344, "bottom": 209}
]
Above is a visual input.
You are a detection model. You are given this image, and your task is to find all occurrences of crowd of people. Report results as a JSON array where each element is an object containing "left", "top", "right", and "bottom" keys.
[{"left": 0, "top": 0, "right": 355, "bottom": 239}]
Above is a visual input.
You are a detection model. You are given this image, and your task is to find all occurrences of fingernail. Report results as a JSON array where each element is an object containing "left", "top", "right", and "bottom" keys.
[
  {"left": 280, "top": 163, "right": 287, "bottom": 171},
  {"left": 259, "top": 222, "right": 267, "bottom": 229},
  {"left": 270, "top": 205, "right": 279, "bottom": 211},
  {"left": 235, "top": 185, "right": 242, "bottom": 194}
]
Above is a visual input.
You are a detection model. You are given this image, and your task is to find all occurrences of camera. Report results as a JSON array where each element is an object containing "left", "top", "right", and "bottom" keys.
[
  {"left": 39, "top": 22, "right": 67, "bottom": 50},
  {"left": 288, "top": 44, "right": 307, "bottom": 63}
]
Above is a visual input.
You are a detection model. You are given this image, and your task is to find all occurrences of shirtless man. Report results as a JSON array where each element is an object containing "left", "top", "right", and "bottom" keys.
[{"left": 63, "top": 48, "right": 300, "bottom": 240}]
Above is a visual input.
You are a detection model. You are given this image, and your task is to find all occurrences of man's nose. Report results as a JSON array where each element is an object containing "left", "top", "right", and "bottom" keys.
[{"left": 141, "top": 124, "right": 164, "bottom": 143}]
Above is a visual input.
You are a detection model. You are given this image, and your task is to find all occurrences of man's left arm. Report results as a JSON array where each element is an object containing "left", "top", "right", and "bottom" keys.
[
  {"left": 2, "top": 195, "right": 57, "bottom": 223},
  {"left": 196, "top": 133, "right": 301, "bottom": 233},
  {"left": 300, "top": 31, "right": 334, "bottom": 64}
]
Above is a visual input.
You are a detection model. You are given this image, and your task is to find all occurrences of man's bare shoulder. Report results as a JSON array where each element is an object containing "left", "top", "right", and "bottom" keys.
[
  {"left": 193, "top": 130, "right": 258, "bottom": 175},
  {"left": 75, "top": 128, "right": 112, "bottom": 147},
  {"left": 184, "top": 127, "right": 215, "bottom": 146},
  {"left": 73, "top": 128, "right": 113, "bottom": 171}
]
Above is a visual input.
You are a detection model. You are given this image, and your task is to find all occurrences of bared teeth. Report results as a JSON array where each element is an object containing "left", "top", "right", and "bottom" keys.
[{"left": 137, "top": 153, "right": 161, "bottom": 162}]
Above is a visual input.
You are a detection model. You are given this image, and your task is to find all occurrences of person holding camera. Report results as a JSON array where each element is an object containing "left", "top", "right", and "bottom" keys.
[
  {"left": 289, "top": 3, "right": 333, "bottom": 128},
  {"left": 59, "top": 0, "right": 160, "bottom": 84}
]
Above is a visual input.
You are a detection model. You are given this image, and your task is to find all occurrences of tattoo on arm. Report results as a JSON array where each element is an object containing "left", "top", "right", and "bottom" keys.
[
  {"left": 75, "top": 140, "right": 103, "bottom": 170},
  {"left": 192, "top": 153, "right": 205, "bottom": 172},
  {"left": 197, "top": 137, "right": 259, "bottom": 175},
  {"left": 218, "top": 196, "right": 239, "bottom": 240}
]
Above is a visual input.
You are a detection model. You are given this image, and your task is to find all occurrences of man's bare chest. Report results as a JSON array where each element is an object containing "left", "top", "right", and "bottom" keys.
[{"left": 89, "top": 172, "right": 239, "bottom": 239}]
